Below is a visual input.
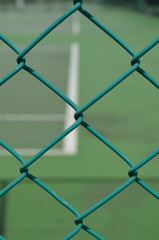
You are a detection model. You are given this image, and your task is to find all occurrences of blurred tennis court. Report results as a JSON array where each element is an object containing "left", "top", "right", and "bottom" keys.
[{"left": 0, "top": 1, "right": 158, "bottom": 240}]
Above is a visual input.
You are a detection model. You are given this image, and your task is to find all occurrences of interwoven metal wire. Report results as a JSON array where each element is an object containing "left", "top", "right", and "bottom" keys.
[{"left": 0, "top": 0, "right": 158, "bottom": 239}]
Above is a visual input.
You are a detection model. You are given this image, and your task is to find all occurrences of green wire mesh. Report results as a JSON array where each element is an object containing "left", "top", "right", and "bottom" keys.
[{"left": 0, "top": 0, "right": 158, "bottom": 239}]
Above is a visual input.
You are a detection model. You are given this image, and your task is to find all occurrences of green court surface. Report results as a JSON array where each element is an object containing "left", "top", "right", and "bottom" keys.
[
  {"left": 0, "top": 44, "right": 69, "bottom": 152},
  {"left": 0, "top": 2, "right": 158, "bottom": 240}
]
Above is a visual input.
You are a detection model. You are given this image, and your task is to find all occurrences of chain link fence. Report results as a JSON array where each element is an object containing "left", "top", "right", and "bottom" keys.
[{"left": 0, "top": 0, "right": 158, "bottom": 239}]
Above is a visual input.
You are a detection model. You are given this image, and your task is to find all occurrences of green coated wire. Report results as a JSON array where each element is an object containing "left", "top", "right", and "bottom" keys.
[{"left": 0, "top": 0, "right": 158, "bottom": 239}]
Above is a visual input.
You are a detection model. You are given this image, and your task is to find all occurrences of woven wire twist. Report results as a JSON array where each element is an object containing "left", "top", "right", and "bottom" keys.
[{"left": 0, "top": 0, "right": 158, "bottom": 239}]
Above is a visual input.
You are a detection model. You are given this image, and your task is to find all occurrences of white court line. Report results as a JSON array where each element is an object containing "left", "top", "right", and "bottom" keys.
[
  {"left": 0, "top": 43, "right": 80, "bottom": 156},
  {"left": 63, "top": 42, "right": 79, "bottom": 155},
  {"left": 72, "top": 13, "right": 80, "bottom": 35},
  {"left": 6, "top": 148, "right": 69, "bottom": 156},
  {"left": 0, "top": 114, "right": 64, "bottom": 121}
]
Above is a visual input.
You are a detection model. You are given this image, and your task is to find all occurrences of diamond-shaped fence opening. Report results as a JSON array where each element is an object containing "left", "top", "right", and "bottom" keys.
[
  {"left": 0, "top": 1, "right": 158, "bottom": 240},
  {"left": 83, "top": 78, "right": 158, "bottom": 162}
]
